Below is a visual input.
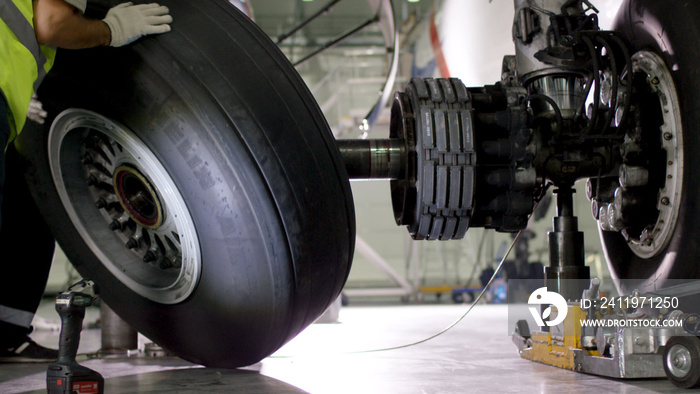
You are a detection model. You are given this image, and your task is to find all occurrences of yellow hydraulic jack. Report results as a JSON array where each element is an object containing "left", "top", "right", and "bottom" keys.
[
  {"left": 515, "top": 303, "right": 593, "bottom": 371},
  {"left": 512, "top": 279, "right": 700, "bottom": 389}
]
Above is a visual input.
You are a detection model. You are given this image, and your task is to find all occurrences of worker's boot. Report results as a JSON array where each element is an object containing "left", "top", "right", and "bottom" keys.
[{"left": 0, "top": 322, "right": 58, "bottom": 363}]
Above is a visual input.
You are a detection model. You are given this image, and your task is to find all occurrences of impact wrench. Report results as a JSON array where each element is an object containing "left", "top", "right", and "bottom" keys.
[{"left": 47, "top": 280, "right": 104, "bottom": 394}]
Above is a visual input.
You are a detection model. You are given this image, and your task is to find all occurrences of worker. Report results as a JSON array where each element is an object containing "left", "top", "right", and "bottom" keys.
[{"left": 0, "top": 0, "right": 172, "bottom": 362}]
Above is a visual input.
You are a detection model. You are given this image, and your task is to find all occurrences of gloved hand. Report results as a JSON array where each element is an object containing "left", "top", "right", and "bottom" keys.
[
  {"left": 103, "top": 2, "right": 172, "bottom": 47},
  {"left": 27, "top": 95, "right": 47, "bottom": 124}
]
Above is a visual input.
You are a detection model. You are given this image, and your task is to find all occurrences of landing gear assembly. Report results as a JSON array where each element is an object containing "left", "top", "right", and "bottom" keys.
[
  {"left": 337, "top": 0, "right": 699, "bottom": 387},
  {"left": 340, "top": 0, "right": 699, "bottom": 297},
  {"left": 339, "top": 0, "right": 668, "bottom": 295}
]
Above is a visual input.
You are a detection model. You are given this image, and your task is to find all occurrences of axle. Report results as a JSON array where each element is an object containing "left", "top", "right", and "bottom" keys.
[{"left": 338, "top": 138, "right": 404, "bottom": 180}]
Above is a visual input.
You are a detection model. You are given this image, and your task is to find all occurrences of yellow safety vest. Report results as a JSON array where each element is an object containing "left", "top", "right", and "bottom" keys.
[{"left": 0, "top": 0, "right": 57, "bottom": 141}]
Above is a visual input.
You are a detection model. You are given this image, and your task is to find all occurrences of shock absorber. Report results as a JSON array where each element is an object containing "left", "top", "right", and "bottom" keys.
[{"left": 547, "top": 186, "right": 589, "bottom": 301}]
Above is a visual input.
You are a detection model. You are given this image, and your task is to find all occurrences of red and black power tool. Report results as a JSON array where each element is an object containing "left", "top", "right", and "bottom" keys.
[{"left": 47, "top": 280, "right": 104, "bottom": 394}]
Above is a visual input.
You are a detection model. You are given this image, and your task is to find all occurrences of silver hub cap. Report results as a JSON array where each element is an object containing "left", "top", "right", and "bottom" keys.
[
  {"left": 667, "top": 344, "right": 692, "bottom": 378},
  {"left": 49, "top": 109, "right": 201, "bottom": 304}
]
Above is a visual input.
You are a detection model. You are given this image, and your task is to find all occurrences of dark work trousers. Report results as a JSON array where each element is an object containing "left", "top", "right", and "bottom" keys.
[
  {"left": 0, "top": 94, "right": 56, "bottom": 347},
  {"left": 0, "top": 93, "right": 6, "bottom": 228}
]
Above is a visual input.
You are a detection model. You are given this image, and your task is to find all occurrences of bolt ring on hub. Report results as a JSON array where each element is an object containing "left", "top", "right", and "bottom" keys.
[
  {"left": 48, "top": 109, "right": 201, "bottom": 304},
  {"left": 625, "top": 51, "right": 683, "bottom": 259}
]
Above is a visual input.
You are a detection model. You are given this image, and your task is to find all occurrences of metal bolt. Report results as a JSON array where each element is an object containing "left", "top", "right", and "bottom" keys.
[
  {"left": 640, "top": 231, "right": 653, "bottom": 246},
  {"left": 143, "top": 251, "right": 157, "bottom": 263},
  {"left": 661, "top": 197, "right": 670, "bottom": 205},
  {"left": 668, "top": 161, "right": 673, "bottom": 165},
  {"left": 109, "top": 213, "right": 129, "bottom": 231},
  {"left": 95, "top": 198, "right": 107, "bottom": 209},
  {"left": 651, "top": 76, "right": 660, "bottom": 85},
  {"left": 619, "top": 165, "right": 649, "bottom": 188},
  {"left": 125, "top": 238, "right": 139, "bottom": 249},
  {"left": 663, "top": 132, "right": 673, "bottom": 140},
  {"left": 586, "top": 178, "right": 595, "bottom": 200},
  {"left": 591, "top": 200, "right": 600, "bottom": 220},
  {"left": 621, "top": 229, "right": 630, "bottom": 242},
  {"left": 159, "top": 258, "right": 173, "bottom": 270}
]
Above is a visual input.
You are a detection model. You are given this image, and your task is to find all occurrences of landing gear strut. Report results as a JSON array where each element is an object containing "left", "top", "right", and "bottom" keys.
[{"left": 546, "top": 187, "right": 589, "bottom": 301}]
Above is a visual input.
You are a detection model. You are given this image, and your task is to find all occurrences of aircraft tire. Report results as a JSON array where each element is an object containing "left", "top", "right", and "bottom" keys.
[
  {"left": 17, "top": 0, "right": 355, "bottom": 368},
  {"left": 599, "top": 0, "right": 700, "bottom": 293}
]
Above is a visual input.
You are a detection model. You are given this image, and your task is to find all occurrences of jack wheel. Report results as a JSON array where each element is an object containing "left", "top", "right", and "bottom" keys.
[{"left": 664, "top": 336, "right": 700, "bottom": 389}]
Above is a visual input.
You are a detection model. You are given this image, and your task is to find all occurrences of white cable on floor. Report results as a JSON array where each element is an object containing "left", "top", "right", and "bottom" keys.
[
  {"left": 270, "top": 229, "right": 522, "bottom": 359},
  {"left": 270, "top": 195, "right": 547, "bottom": 358},
  {"left": 269, "top": 192, "right": 547, "bottom": 359},
  {"left": 341, "top": 227, "right": 524, "bottom": 354}
]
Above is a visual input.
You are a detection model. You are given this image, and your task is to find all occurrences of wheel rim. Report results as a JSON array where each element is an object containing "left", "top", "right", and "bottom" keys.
[
  {"left": 617, "top": 51, "right": 683, "bottom": 259},
  {"left": 48, "top": 109, "right": 201, "bottom": 304},
  {"left": 667, "top": 343, "right": 692, "bottom": 378}
]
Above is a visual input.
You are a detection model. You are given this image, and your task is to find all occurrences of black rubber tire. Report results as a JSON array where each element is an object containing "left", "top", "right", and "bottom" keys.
[
  {"left": 17, "top": 0, "right": 355, "bottom": 368},
  {"left": 663, "top": 336, "right": 700, "bottom": 389},
  {"left": 599, "top": 0, "right": 700, "bottom": 293}
]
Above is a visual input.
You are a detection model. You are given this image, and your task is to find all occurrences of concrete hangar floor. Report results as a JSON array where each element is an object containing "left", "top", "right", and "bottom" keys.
[{"left": 0, "top": 300, "right": 683, "bottom": 393}]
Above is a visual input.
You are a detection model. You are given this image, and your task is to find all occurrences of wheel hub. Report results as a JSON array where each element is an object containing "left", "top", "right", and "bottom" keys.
[
  {"left": 626, "top": 51, "right": 683, "bottom": 258},
  {"left": 113, "top": 165, "right": 163, "bottom": 229},
  {"left": 48, "top": 109, "right": 201, "bottom": 304},
  {"left": 667, "top": 344, "right": 692, "bottom": 378},
  {"left": 592, "top": 50, "right": 683, "bottom": 259}
]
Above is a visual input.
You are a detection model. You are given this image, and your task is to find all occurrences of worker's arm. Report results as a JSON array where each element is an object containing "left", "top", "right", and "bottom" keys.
[
  {"left": 33, "top": 0, "right": 172, "bottom": 49},
  {"left": 33, "top": 0, "right": 110, "bottom": 48}
]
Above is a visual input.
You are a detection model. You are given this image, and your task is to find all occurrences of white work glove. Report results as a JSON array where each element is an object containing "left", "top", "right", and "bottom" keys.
[
  {"left": 27, "top": 94, "right": 47, "bottom": 124},
  {"left": 103, "top": 2, "right": 173, "bottom": 47}
]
